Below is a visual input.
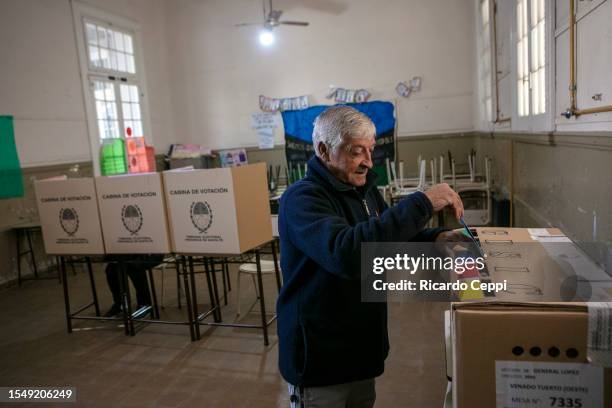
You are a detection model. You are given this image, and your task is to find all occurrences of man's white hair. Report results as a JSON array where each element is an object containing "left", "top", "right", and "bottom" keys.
[{"left": 312, "top": 106, "right": 376, "bottom": 158}]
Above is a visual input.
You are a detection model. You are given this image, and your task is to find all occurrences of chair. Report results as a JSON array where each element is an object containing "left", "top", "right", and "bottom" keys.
[{"left": 236, "top": 258, "right": 281, "bottom": 317}]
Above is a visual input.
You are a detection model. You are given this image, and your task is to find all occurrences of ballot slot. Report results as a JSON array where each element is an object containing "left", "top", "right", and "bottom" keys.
[
  {"left": 479, "top": 229, "right": 509, "bottom": 236},
  {"left": 494, "top": 266, "right": 530, "bottom": 273},
  {"left": 487, "top": 250, "right": 521, "bottom": 258},
  {"left": 484, "top": 239, "right": 513, "bottom": 245}
]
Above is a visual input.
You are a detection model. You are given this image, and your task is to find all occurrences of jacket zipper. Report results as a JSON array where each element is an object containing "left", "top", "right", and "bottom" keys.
[{"left": 362, "top": 198, "right": 371, "bottom": 217}]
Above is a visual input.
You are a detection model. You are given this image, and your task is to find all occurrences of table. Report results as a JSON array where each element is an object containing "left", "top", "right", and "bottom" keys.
[
  {"left": 11, "top": 223, "right": 59, "bottom": 286},
  {"left": 58, "top": 239, "right": 281, "bottom": 345}
]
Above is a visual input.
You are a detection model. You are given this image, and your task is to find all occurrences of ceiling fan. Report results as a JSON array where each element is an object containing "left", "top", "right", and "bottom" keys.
[{"left": 235, "top": 0, "right": 310, "bottom": 30}]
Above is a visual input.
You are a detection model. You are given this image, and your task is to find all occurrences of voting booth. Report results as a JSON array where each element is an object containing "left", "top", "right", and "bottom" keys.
[
  {"left": 163, "top": 163, "right": 272, "bottom": 255},
  {"left": 446, "top": 227, "right": 612, "bottom": 407},
  {"left": 34, "top": 178, "right": 105, "bottom": 255},
  {"left": 95, "top": 172, "right": 170, "bottom": 254}
]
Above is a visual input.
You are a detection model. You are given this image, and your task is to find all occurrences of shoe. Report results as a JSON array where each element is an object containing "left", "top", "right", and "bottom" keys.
[{"left": 103, "top": 304, "right": 122, "bottom": 317}]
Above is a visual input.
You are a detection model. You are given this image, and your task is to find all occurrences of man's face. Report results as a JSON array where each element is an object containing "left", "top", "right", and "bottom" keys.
[{"left": 324, "top": 135, "right": 376, "bottom": 187}]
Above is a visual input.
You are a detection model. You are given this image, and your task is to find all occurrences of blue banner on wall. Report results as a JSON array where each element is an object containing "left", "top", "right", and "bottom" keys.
[{"left": 281, "top": 101, "right": 396, "bottom": 169}]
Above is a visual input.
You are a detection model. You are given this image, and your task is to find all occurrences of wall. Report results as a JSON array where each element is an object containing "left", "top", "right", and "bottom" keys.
[
  {"left": 482, "top": 0, "right": 612, "bottom": 131},
  {"left": 476, "top": 133, "right": 612, "bottom": 269},
  {"left": 164, "top": 0, "right": 476, "bottom": 150},
  {"left": 472, "top": 0, "right": 612, "bottom": 253},
  {"left": 0, "top": 0, "right": 174, "bottom": 167}
]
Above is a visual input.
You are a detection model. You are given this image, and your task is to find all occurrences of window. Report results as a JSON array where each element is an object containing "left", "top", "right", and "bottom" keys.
[
  {"left": 516, "top": 0, "right": 547, "bottom": 118},
  {"left": 84, "top": 20, "right": 145, "bottom": 141},
  {"left": 72, "top": 2, "right": 151, "bottom": 175},
  {"left": 478, "top": 0, "right": 494, "bottom": 125}
]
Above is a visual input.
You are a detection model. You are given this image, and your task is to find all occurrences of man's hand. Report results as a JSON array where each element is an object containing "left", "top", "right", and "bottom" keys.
[
  {"left": 424, "top": 183, "right": 464, "bottom": 220},
  {"left": 435, "top": 228, "right": 472, "bottom": 258}
]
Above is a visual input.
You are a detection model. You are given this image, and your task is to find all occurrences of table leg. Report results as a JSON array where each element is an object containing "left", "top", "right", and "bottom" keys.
[
  {"left": 148, "top": 268, "right": 160, "bottom": 319},
  {"left": 176, "top": 259, "right": 182, "bottom": 310},
  {"left": 26, "top": 229, "right": 38, "bottom": 278},
  {"left": 86, "top": 257, "right": 100, "bottom": 316},
  {"left": 60, "top": 257, "right": 72, "bottom": 333},
  {"left": 206, "top": 257, "right": 222, "bottom": 323},
  {"left": 188, "top": 257, "right": 201, "bottom": 340},
  {"left": 215, "top": 258, "right": 228, "bottom": 306},
  {"left": 202, "top": 257, "right": 218, "bottom": 323},
  {"left": 255, "top": 250, "right": 269, "bottom": 346},
  {"left": 16, "top": 230, "right": 21, "bottom": 286},
  {"left": 119, "top": 261, "right": 135, "bottom": 336},
  {"left": 180, "top": 257, "right": 196, "bottom": 341},
  {"left": 271, "top": 239, "right": 281, "bottom": 293}
]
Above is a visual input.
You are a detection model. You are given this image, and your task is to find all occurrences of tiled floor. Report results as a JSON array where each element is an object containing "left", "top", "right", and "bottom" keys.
[{"left": 0, "top": 262, "right": 449, "bottom": 407}]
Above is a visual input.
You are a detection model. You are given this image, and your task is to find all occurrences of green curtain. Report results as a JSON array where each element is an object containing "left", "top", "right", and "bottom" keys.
[{"left": 0, "top": 116, "right": 24, "bottom": 198}]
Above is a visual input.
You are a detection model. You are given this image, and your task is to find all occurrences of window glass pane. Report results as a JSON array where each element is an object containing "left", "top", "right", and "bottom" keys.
[
  {"left": 124, "top": 34, "right": 133, "bottom": 54},
  {"left": 89, "top": 46, "right": 100, "bottom": 67},
  {"left": 114, "top": 31, "right": 125, "bottom": 52},
  {"left": 97, "top": 26, "right": 108, "bottom": 48},
  {"left": 122, "top": 103, "right": 132, "bottom": 120},
  {"left": 96, "top": 101, "right": 107, "bottom": 120},
  {"left": 106, "top": 28, "right": 115, "bottom": 50},
  {"left": 117, "top": 52, "right": 127, "bottom": 72},
  {"left": 104, "top": 83, "right": 114, "bottom": 101},
  {"left": 130, "top": 86, "right": 139, "bottom": 102},
  {"left": 126, "top": 55, "right": 135, "bottom": 74},
  {"left": 109, "top": 49, "right": 118, "bottom": 71},
  {"left": 86, "top": 24, "right": 135, "bottom": 74},
  {"left": 132, "top": 103, "right": 141, "bottom": 120},
  {"left": 133, "top": 121, "right": 143, "bottom": 137},
  {"left": 99, "top": 48, "right": 110, "bottom": 69},
  {"left": 120, "top": 84, "right": 130, "bottom": 102},
  {"left": 86, "top": 23, "right": 98, "bottom": 45}
]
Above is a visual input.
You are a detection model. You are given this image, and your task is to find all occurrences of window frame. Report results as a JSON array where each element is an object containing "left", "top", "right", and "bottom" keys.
[
  {"left": 72, "top": 1, "right": 153, "bottom": 176},
  {"left": 511, "top": 0, "right": 555, "bottom": 132},
  {"left": 476, "top": 0, "right": 496, "bottom": 131}
]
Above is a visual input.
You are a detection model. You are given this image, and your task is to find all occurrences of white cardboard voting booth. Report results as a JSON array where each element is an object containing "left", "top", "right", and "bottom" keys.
[
  {"left": 34, "top": 178, "right": 105, "bottom": 255},
  {"left": 163, "top": 163, "right": 272, "bottom": 254},
  {"left": 95, "top": 173, "right": 170, "bottom": 254}
]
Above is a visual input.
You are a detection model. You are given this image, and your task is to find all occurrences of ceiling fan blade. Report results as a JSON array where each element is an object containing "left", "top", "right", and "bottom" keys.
[
  {"left": 280, "top": 21, "right": 310, "bottom": 26},
  {"left": 234, "top": 22, "right": 261, "bottom": 27}
]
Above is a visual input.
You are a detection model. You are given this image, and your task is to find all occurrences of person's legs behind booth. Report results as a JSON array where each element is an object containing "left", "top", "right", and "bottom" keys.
[{"left": 104, "top": 255, "right": 162, "bottom": 317}]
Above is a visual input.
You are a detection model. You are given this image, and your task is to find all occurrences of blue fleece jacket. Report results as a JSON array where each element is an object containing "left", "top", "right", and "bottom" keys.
[{"left": 277, "top": 156, "right": 443, "bottom": 387}]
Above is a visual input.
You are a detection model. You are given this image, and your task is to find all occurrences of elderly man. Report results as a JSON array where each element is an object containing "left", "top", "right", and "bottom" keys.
[{"left": 277, "top": 106, "right": 464, "bottom": 408}]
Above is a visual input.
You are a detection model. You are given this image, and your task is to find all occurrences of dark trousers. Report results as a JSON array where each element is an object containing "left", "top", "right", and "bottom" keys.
[{"left": 105, "top": 262, "right": 152, "bottom": 307}]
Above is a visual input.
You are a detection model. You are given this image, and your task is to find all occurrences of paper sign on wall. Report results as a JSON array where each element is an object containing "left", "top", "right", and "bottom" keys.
[
  {"left": 251, "top": 112, "right": 278, "bottom": 129},
  {"left": 495, "top": 361, "right": 603, "bottom": 408},
  {"left": 251, "top": 112, "right": 277, "bottom": 149},
  {"left": 257, "top": 128, "right": 275, "bottom": 149}
]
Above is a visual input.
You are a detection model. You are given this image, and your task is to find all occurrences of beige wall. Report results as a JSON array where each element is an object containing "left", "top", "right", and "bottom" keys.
[
  {"left": 476, "top": 132, "right": 612, "bottom": 244},
  {"left": 164, "top": 0, "right": 476, "bottom": 149},
  {"left": 0, "top": 0, "right": 174, "bottom": 167},
  {"left": 481, "top": 0, "right": 612, "bottom": 132}
]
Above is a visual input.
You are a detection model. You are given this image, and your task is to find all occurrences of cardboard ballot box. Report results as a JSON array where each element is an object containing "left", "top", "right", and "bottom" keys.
[
  {"left": 163, "top": 163, "right": 272, "bottom": 255},
  {"left": 450, "top": 227, "right": 612, "bottom": 302},
  {"left": 34, "top": 178, "right": 105, "bottom": 255},
  {"left": 450, "top": 302, "right": 612, "bottom": 408},
  {"left": 95, "top": 173, "right": 170, "bottom": 254},
  {"left": 446, "top": 228, "right": 612, "bottom": 407}
]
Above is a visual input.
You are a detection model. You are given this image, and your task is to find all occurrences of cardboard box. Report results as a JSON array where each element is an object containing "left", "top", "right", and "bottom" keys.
[
  {"left": 452, "top": 228, "right": 611, "bottom": 302},
  {"left": 34, "top": 178, "right": 105, "bottom": 255},
  {"left": 163, "top": 163, "right": 272, "bottom": 255},
  {"left": 448, "top": 228, "right": 612, "bottom": 407},
  {"left": 95, "top": 172, "right": 170, "bottom": 254},
  {"left": 451, "top": 302, "right": 612, "bottom": 407}
]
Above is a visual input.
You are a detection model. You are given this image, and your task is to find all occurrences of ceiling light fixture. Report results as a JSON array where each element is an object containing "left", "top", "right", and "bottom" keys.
[{"left": 259, "top": 30, "right": 274, "bottom": 46}]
